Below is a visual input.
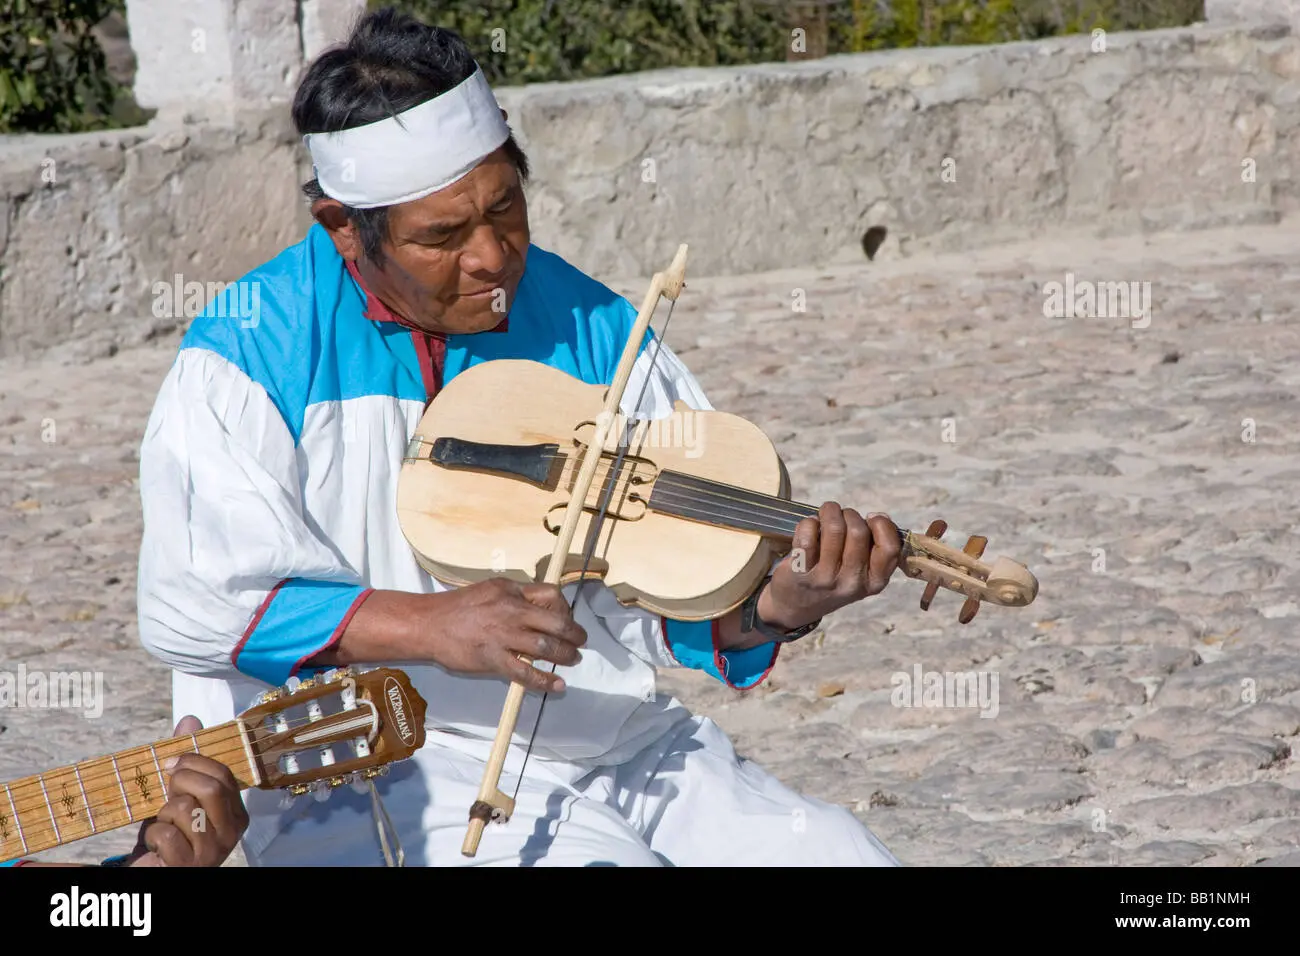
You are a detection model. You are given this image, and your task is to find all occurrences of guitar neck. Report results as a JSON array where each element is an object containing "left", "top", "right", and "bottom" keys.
[{"left": 0, "top": 721, "right": 256, "bottom": 863}]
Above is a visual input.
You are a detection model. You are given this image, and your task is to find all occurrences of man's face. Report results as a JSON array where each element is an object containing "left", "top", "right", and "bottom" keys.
[{"left": 317, "top": 146, "right": 530, "bottom": 336}]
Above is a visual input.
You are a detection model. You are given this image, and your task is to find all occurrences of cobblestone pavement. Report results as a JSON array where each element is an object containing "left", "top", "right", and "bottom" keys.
[{"left": 2, "top": 220, "right": 1298, "bottom": 866}]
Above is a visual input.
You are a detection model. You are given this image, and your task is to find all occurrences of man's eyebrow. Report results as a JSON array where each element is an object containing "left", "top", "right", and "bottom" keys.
[
  {"left": 410, "top": 218, "right": 466, "bottom": 237},
  {"left": 408, "top": 188, "right": 516, "bottom": 238}
]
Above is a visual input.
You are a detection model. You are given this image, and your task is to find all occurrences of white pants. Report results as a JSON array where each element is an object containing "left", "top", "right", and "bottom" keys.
[{"left": 249, "top": 715, "right": 900, "bottom": 867}]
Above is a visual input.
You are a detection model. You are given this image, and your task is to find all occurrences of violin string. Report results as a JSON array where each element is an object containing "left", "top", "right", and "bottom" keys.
[
  {"left": 508, "top": 292, "right": 682, "bottom": 805},
  {"left": 514, "top": 454, "right": 929, "bottom": 549},
  {"left": 488, "top": 446, "right": 903, "bottom": 529}
]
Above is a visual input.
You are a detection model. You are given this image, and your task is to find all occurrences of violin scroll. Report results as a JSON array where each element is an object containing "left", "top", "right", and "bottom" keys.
[{"left": 898, "top": 518, "right": 1038, "bottom": 624}]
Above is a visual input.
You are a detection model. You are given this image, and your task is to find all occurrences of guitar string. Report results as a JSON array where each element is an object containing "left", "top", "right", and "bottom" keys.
[
  {"left": 0, "top": 709, "right": 381, "bottom": 837},
  {"left": 504, "top": 292, "right": 683, "bottom": 807}
]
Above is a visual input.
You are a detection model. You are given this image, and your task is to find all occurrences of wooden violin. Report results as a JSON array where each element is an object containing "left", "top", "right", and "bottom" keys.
[
  {"left": 396, "top": 361, "right": 1038, "bottom": 624},
  {"left": 393, "top": 244, "right": 1038, "bottom": 856}
]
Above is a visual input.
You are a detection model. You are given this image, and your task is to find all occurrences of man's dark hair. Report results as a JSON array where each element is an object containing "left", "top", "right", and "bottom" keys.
[{"left": 292, "top": 7, "right": 530, "bottom": 265}]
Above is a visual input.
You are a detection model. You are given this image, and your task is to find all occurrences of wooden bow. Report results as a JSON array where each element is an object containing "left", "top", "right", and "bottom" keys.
[{"left": 460, "top": 245, "right": 691, "bottom": 856}]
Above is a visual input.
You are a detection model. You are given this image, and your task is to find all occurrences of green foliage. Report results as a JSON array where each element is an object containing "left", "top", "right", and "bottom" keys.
[
  {"left": 378, "top": 1, "right": 1205, "bottom": 85},
  {"left": 0, "top": 0, "right": 127, "bottom": 134},
  {"left": 369, "top": 0, "right": 788, "bottom": 86}
]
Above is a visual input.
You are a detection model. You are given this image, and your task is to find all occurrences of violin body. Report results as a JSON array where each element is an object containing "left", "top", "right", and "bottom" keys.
[
  {"left": 396, "top": 358, "right": 1038, "bottom": 624},
  {"left": 397, "top": 358, "right": 787, "bottom": 621}
]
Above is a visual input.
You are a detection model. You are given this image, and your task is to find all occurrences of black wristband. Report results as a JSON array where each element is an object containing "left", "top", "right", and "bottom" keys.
[{"left": 739, "top": 574, "right": 821, "bottom": 643}]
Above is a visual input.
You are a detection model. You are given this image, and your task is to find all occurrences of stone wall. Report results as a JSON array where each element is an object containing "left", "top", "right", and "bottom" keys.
[{"left": 1, "top": 2, "right": 1297, "bottom": 358}]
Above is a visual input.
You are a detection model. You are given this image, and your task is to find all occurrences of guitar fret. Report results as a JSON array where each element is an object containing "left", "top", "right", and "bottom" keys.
[
  {"left": 4, "top": 784, "right": 27, "bottom": 854},
  {"left": 235, "top": 719, "right": 262, "bottom": 786},
  {"left": 192, "top": 733, "right": 200, "bottom": 754},
  {"left": 73, "top": 765, "right": 96, "bottom": 833},
  {"left": 111, "top": 756, "right": 133, "bottom": 822},
  {"left": 38, "top": 776, "right": 61, "bottom": 844},
  {"left": 150, "top": 745, "right": 168, "bottom": 802}
]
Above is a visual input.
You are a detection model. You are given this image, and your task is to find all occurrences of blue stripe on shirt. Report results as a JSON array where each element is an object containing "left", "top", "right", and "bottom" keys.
[
  {"left": 662, "top": 619, "right": 779, "bottom": 690},
  {"left": 231, "top": 579, "right": 374, "bottom": 687}
]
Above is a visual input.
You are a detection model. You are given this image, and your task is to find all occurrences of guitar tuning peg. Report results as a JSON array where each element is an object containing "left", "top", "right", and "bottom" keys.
[
  {"left": 350, "top": 772, "right": 371, "bottom": 795},
  {"left": 312, "top": 780, "right": 331, "bottom": 803},
  {"left": 283, "top": 676, "right": 301, "bottom": 693},
  {"left": 279, "top": 790, "right": 297, "bottom": 810}
]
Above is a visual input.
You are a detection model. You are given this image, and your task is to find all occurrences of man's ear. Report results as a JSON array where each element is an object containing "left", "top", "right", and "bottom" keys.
[
  {"left": 500, "top": 108, "right": 508, "bottom": 122},
  {"left": 312, "top": 198, "right": 361, "bottom": 261}
]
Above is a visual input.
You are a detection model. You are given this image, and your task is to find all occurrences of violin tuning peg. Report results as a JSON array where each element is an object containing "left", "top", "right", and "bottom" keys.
[
  {"left": 963, "top": 536, "right": 988, "bottom": 559},
  {"left": 925, "top": 519, "right": 947, "bottom": 539},
  {"left": 919, "top": 579, "right": 940, "bottom": 611},
  {"left": 958, "top": 597, "right": 980, "bottom": 624}
]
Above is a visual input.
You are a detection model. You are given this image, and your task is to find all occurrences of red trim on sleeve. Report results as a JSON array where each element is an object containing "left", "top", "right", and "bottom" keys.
[
  {"left": 290, "top": 588, "right": 376, "bottom": 678},
  {"left": 230, "top": 579, "right": 290, "bottom": 670},
  {"left": 712, "top": 619, "right": 781, "bottom": 690},
  {"left": 12, "top": 859, "right": 34, "bottom": 867}
]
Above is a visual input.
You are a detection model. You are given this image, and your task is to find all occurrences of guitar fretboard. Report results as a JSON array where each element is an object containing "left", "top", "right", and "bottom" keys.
[{"left": 0, "top": 721, "right": 255, "bottom": 862}]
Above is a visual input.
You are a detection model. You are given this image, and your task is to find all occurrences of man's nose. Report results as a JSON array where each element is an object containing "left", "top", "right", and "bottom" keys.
[{"left": 462, "top": 223, "right": 508, "bottom": 275}]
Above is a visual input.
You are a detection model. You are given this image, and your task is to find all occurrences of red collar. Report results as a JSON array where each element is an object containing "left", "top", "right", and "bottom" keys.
[{"left": 344, "top": 259, "right": 508, "bottom": 335}]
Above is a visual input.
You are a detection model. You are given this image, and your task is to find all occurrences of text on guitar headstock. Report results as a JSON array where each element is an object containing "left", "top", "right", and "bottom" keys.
[{"left": 241, "top": 666, "right": 427, "bottom": 803}]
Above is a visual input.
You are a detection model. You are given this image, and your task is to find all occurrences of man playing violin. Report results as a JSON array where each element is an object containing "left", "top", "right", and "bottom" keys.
[{"left": 135, "top": 6, "right": 902, "bottom": 867}]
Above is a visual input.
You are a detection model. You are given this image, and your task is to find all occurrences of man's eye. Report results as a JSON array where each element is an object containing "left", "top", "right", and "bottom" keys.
[{"left": 490, "top": 197, "right": 513, "bottom": 214}]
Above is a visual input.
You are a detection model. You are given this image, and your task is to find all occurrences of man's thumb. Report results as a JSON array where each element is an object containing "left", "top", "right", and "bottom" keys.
[{"left": 173, "top": 715, "right": 203, "bottom": 736}]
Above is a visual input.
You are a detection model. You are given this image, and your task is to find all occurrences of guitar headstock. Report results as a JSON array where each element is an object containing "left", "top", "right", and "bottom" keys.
[
  {"left": 898, "top": 519, "right": 1038, "bottom": 624},
  {"left": 236, "top": 666, "right": 426, "bottom": 802}
]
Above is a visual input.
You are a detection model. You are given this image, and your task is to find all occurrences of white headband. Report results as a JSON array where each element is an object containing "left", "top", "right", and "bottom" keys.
[{"left": 303, "top": 66, "right": 511, "bottom": 208}]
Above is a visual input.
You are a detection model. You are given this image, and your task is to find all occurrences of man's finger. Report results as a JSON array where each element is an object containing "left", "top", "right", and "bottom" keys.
[
  {"left": 519, "top": 627, "right": 582, "bottom": 668},
  {"left": 499, "top": 649, "right": 565, "bottom": 693},
  {"left": 520, "top": 583, "right": 568, "bottom": 613},
  {"left": 865, "top": 514, "right": 902, "bottom": 595},
  {"left": 516, "top": 599, "right": 588, "bottom": 650},
  {"left": 164, "top": 763, "right": 247, "bottom": 844},
  {"left": 791, "top": 516, "right": 820, "bottom": 576},
  {"left": 839, "top": 508, "right": 871, "bottom": 596},
  {"left": 173, "top": 715, "right": 203, "bottom": 737},
  {"left": 140, "top": 819, "right": 195, "bottom": 867},
  {"left": 812, "top": 502, "right": 846, "bottom": 586}
]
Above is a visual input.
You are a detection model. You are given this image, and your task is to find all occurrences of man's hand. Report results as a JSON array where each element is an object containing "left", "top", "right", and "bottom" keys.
[
  {"left": 422, "top": 579, "right": 587, "bottom": 693},
  {"left": 757, "top": 504, "right": 901, "bottom": 631},
  {"left": 312, "top": 579, "right": 587, "bottom": 694},
  {"left": 127, "top": 716, "right": 250, "bottom": 867}
]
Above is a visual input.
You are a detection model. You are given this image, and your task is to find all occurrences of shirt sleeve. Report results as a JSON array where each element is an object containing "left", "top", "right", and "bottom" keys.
[
  {"left": 585, "top": 328, "right": 782, "bottom": 690},
  {"left": 137, "top": 348, "right": 375, "bottom": 688}
]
